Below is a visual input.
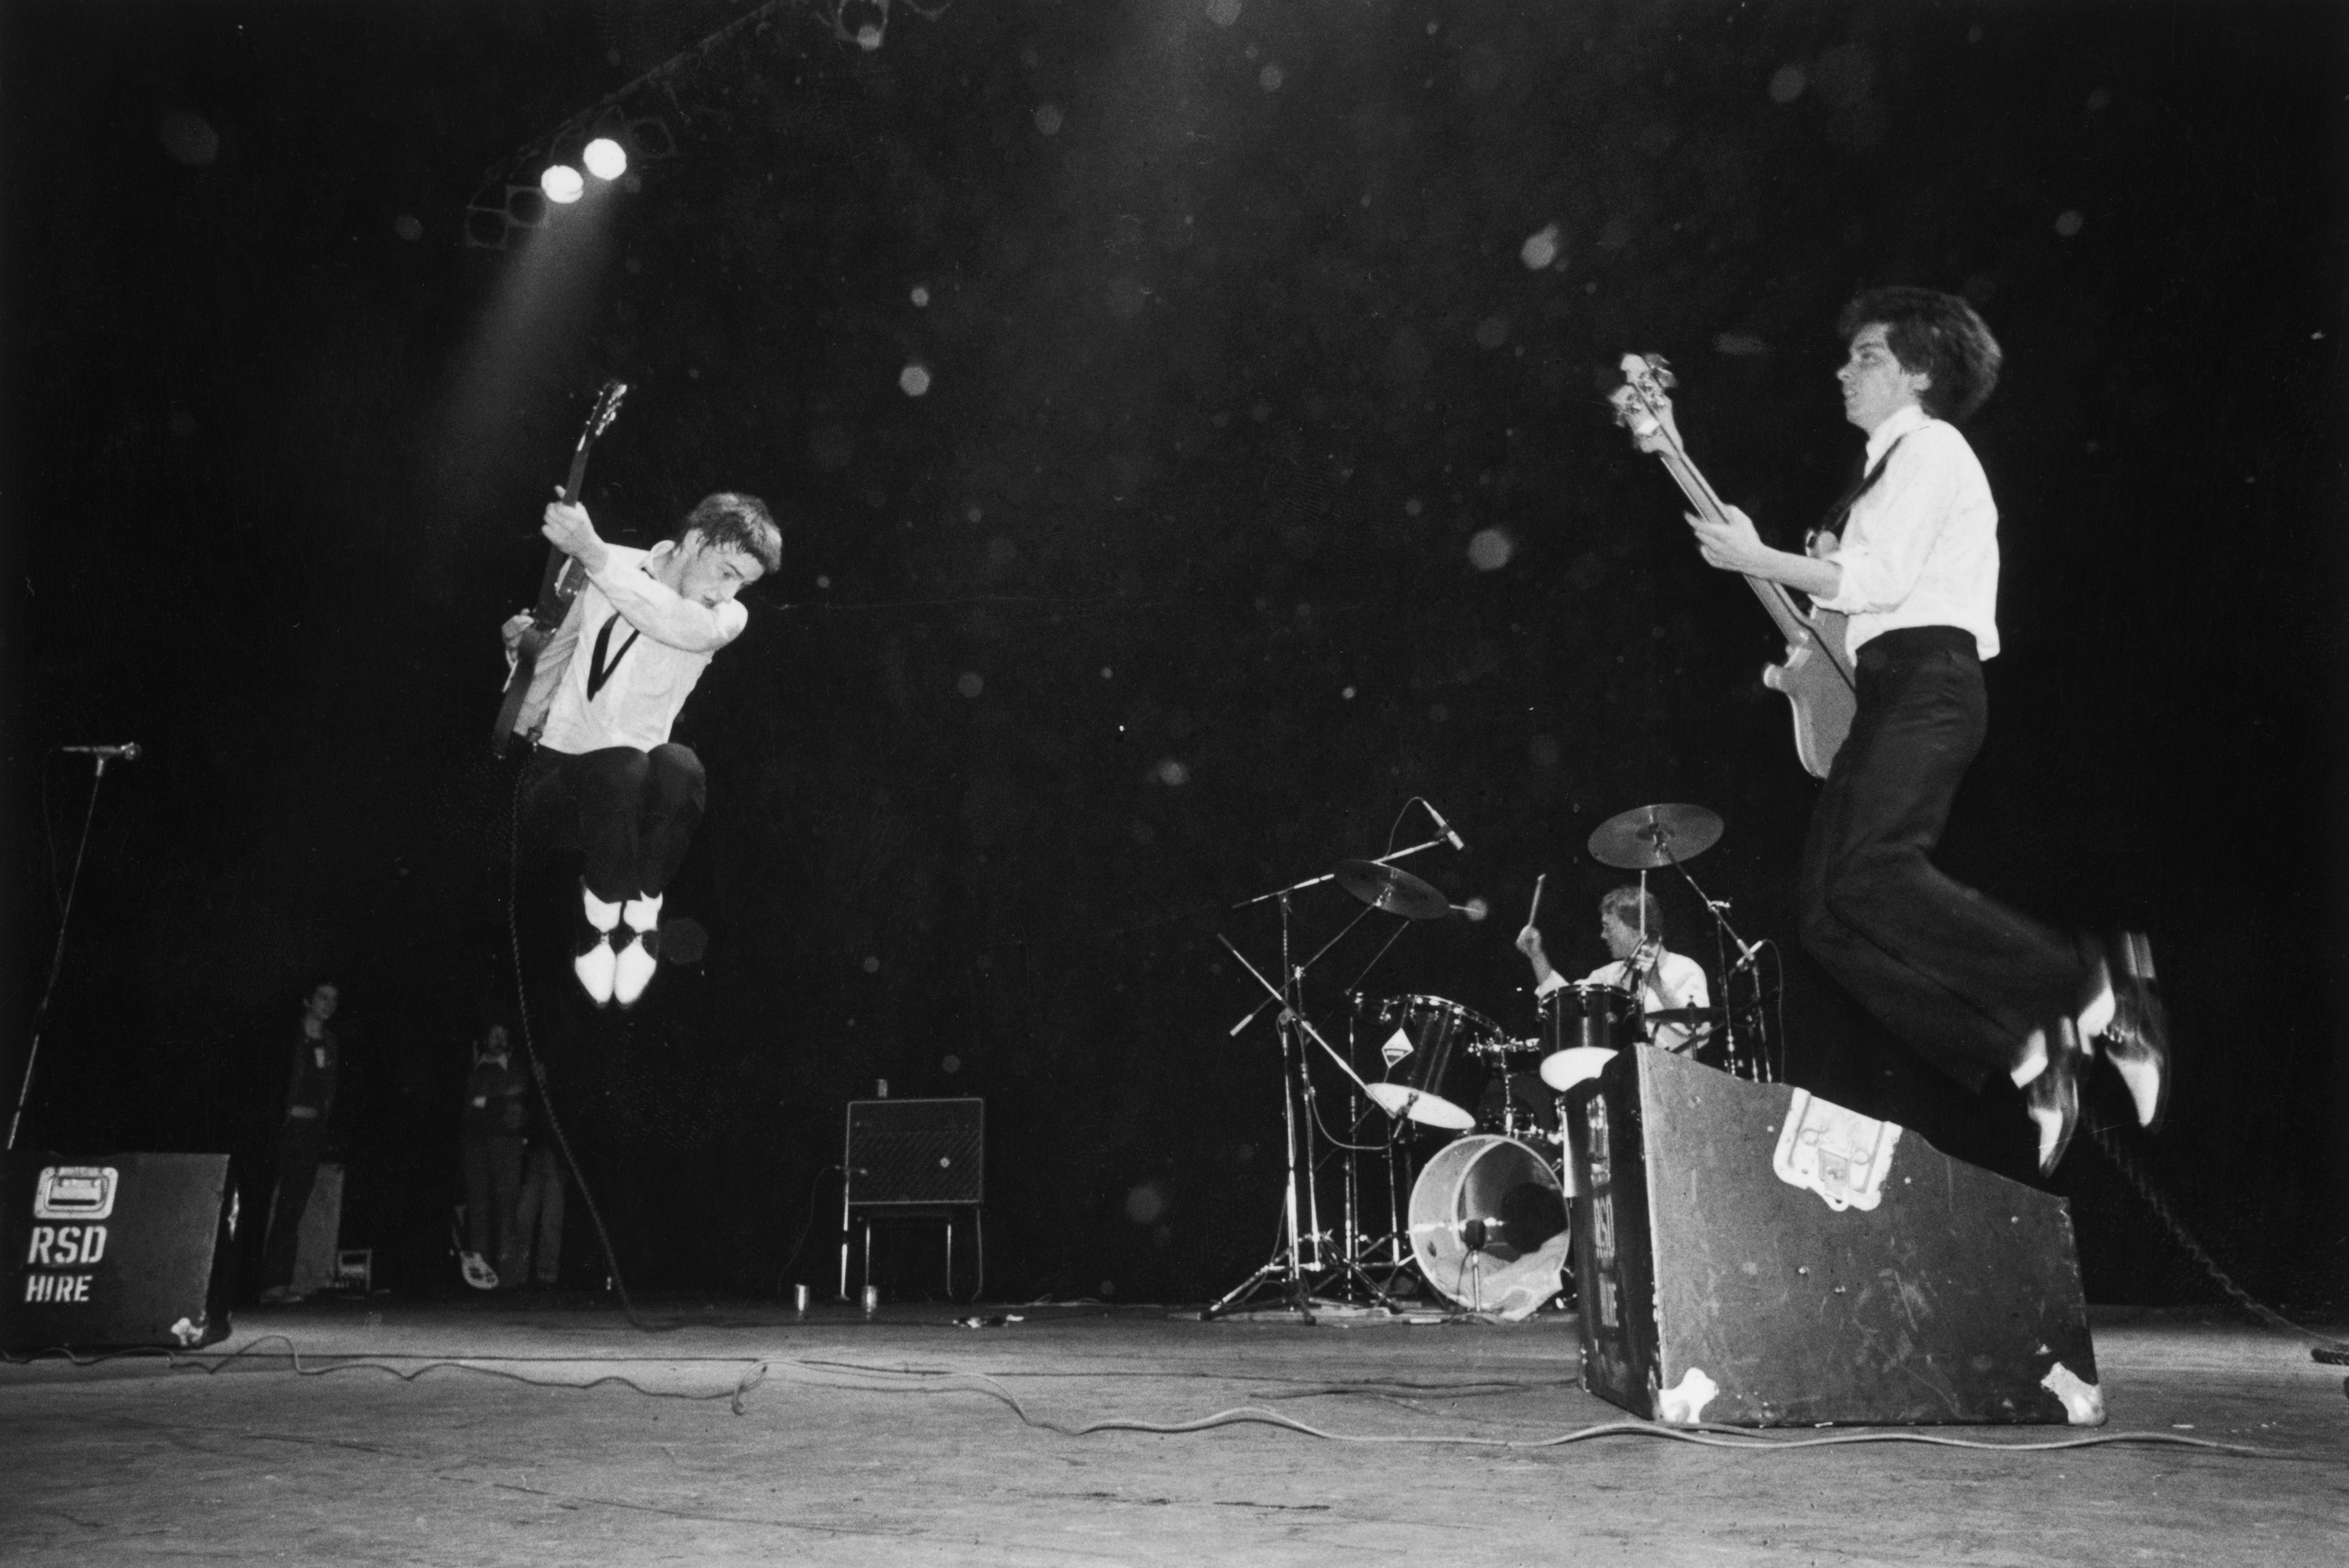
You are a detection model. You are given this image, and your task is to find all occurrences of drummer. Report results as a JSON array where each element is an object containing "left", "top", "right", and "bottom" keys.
[{"left": 1516, "top": 886, "right": 1711, "bottom": 1052}]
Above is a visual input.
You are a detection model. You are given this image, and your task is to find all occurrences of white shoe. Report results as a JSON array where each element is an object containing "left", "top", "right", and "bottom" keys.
[
  {"left": 460, "top": 1251, "right": 500, "bottom": 1291},
  {"left": 613, "top": 933, "right": 658, "bottom": 1007},
  {"left": 573, "top": 938, "right": 616, "bottom": 1006}
]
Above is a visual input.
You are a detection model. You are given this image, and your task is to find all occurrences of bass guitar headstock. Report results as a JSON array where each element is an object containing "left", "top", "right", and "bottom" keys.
[
  {"left": 1608, "top": 353, "right": 1684, "bottom": 458},
  {"left": 584, "top": 378, "right": 629, "bottom": 445}
]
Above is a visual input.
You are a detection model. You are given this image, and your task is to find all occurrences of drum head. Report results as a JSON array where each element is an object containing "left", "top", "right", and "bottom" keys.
[{"left": 1406, "top": 1135, "right": 1570, "bottom": 1320}]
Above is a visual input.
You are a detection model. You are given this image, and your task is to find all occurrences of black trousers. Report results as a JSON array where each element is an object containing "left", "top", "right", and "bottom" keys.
[
  {"left": 261, "top": 1118, "right": 325, "bottom": 1289},
  {"left": 1797, "top": 626, "right": 2090, "bottom": 1094},
  {"left": 524, "top": 744, "right": 706, "bottom": 905}
]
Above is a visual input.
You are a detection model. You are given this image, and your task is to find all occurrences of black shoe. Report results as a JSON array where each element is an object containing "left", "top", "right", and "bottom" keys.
[
  {"left": 2021, "top": 1020, "right": 2084, "bottom": 1177},
  {"left": 2093, "top": 932, "right": 2169, "bottom": 1132}
]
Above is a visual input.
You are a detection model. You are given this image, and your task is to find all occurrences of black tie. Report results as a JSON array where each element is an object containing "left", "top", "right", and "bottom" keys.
[{"left": 586, "top": 613, "right": 641, "bottom": 702}]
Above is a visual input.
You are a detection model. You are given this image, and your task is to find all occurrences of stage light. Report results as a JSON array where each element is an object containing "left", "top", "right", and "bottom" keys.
[
  {"left": 541, "top": 164, "right": 585, "bottom": 204},
  {"left": 583, "top": 138, "right": 627, "bottom": 180},
  {"left": 835, "top": 0, "right": 888, "bottom": 51}
]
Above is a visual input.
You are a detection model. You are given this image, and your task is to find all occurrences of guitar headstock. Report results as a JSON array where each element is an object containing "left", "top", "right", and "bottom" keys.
[
  {"left": 586, "top": 378, "right": 629, "bottom": 440},
  {"left": 1608, "top": 353, "right": 1683, "bottom": 457}
]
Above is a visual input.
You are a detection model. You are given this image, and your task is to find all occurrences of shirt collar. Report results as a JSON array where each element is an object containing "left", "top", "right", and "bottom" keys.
[{"left": 1864, "top": 402, "right": 1931, "bottom": 465}]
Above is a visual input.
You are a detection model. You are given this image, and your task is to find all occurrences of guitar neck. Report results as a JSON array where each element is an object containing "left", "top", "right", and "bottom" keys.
[
  {"left": 525, "top": 432, "right": 604, "bottom": 627},
  {"left": 1646, "top": 438, "right": 1849, "bottom": 671}
]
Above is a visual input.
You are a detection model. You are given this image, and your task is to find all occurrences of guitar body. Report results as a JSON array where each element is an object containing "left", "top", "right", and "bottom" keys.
[
  {"left": 1610, "top": 352, "right": 1859, "bottom": 782},
  {"left": 1761, "top": 608, "right": 1853, "bottom": 780},
  {"left": 489, "top": 552, "right": 587, "bottom": 759},
  {"left": 489, "top": 379, "right": 628, "bottom": 759}
]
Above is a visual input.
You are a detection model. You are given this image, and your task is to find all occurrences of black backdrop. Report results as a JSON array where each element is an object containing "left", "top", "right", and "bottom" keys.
[{"left": 4, "top": 0, "right": 2342, "bottom": 1307}]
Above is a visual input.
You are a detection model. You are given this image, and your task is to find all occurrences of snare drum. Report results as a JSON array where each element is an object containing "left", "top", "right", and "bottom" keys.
[{"left": 1364, "top": 994, "right": 1503, "bottom": 1131}]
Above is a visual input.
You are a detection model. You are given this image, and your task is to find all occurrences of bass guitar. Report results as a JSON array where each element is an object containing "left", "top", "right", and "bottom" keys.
[
  {"left": 1608, "top": 353, "right": 1855, "bottom": 780},
  {"left": 489, "top": 378, "right": 628, "bottom": 759}
]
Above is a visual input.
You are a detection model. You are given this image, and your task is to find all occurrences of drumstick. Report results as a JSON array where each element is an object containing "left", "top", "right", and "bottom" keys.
[{"left": 1527, "top": 873, "right": 1546, "bottom": 929}]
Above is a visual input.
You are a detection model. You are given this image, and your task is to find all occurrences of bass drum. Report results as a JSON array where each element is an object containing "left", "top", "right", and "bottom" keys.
[{"left": 1406, "top": 1134, "right": 1571, "bottom": 1321}]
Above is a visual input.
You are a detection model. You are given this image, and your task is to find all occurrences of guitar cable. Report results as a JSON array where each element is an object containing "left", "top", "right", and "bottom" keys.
[{"left": 504, "top": 762, "right": 669, "bottom": 1334}]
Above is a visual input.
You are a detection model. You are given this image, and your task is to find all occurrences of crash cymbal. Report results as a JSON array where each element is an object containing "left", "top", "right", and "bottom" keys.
[
  {"left": 1332, "top": 859, "right": 1450, "bottom": 921},
  {"left": 1587, "top": 803, "right": 1723, "bottom": 869}
]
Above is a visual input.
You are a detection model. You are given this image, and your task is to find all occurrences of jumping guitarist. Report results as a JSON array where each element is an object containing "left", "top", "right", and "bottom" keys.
[
  {"left": 502, "top": 491, "right": 781, "bottom": 1007},
  {"left": 1680, "top": 287, "right": 2167, "bottom": 1175}
]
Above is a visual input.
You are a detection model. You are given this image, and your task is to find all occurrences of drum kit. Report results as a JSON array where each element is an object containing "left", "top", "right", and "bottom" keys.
[{"left": 1205, "top": 800, "right": 1776, "bottom": 1323}]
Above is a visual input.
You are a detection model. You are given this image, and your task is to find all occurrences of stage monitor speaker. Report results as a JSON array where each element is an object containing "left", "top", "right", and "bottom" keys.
[
  {"left": 1564, "top": 1050, "right": 2101, "bottom": 1428},
  {"left": 2, "top": 1153, "right": 237, "bottom": 1352},
  {"left": 844, "top": 1098, "right": 984, "bottom": 1208}
]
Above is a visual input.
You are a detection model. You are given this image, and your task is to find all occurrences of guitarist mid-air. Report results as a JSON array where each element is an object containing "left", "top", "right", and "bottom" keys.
[
  {"left": 500, "top": 388, "right": 782, "bottom": 1009},
  {"left": 1620, "top": 287, "right": 2168, "bottom": 1178}
]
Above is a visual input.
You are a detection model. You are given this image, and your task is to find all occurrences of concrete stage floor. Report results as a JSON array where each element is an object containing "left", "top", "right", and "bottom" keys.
[{"left": 2, "top": 1297, "right": 2341, "bottom": 1566}]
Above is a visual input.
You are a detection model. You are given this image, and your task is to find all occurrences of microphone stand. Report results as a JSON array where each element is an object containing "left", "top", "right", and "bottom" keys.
[
  {"left": 1652, "top": 840, "right": 1771, "bottom": 1082},
  {"left": 8, "top": 750, "right": 124, "bottom": 1151}
]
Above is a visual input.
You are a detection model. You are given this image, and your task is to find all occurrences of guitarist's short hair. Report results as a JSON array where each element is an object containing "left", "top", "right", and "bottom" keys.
[
  {"left": 677, "top": 492, "right": 783, "bottom": 576},
  {"left": 1601, "top": 885, "right": 1664, "bottom": 941},
  {"left": 1838, "top": 288, "right": 2003, "bottom": 425}
]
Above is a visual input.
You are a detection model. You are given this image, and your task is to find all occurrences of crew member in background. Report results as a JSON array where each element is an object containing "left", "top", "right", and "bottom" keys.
[
  {"left": 1516, "top": 885, "right": 1710, "bottom": 1052},
  {"left": 259, "top": 980, "right": 339, "bottom": 1305},
  {"left": 1682, "top": 285, "right": 2167, "bottom": 1173},
  {"left": 459, "top": 1024, "right": 528, "bottom": 1291},
  {"left": 504, "top": 492, "right": 781, "bottom": 1009},
  {"left": 510, "top": 1087, "right": 567, "bottom": 1291}
]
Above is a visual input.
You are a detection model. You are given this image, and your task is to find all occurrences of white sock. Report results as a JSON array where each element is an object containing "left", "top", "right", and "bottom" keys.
[
  {"left": 2076, "top": 964, "right": 2116, "bottom": 1045},
  {"left": 2010, "top": 1027, "right": 2048, "bottom": 1089},
  {"left": 622, "top": 892, "right": 663, "bottom": 934},
  {"left": 582, "top": 887, "right": 622, "bottom": 933}
]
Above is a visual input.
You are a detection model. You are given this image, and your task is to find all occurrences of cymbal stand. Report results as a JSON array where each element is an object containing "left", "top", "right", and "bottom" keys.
[
  {"left": 1654, "top": 843, "right": 1771, "bottom": 1082},
  {"left": 1205, "top": 908, "right": 1317, "bottom": 1320}
]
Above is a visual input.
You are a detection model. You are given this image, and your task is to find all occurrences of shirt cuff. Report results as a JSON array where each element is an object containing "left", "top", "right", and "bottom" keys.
[{"left": 1533, "top": 972, "right": 1566, "bottom": 998}]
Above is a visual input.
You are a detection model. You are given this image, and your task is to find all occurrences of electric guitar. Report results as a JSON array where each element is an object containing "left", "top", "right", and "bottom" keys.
[
  {"left": 1609, "top": 353, "right": 1856, "bottom": 780},
  {"left": 489, "top": 378, "right": 628, "bottom": 758}
]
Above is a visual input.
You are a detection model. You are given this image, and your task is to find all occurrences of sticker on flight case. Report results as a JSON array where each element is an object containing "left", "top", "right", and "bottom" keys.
[{"left": 1772, "top": 1091, "right": 1901, "bottom": 1212}]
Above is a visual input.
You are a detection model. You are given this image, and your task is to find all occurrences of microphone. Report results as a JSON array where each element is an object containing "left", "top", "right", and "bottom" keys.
[
  {"left": 1424, "top": 799, "right": 1466, "bottom": 851},
  {"left": 1729, "top": 936, "right": 1766, "bottom": 974},
  {"left": 61, "top": 743, "right": 142, "bottom": 762}
]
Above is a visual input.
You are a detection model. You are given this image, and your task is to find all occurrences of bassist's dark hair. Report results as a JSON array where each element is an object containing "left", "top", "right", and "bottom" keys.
[
  {"left": 676, "top": 492, "right": 783, "bottom": 576},
  {"left": 1838, "top": 288, "right": 2003, "bottom": 424}
]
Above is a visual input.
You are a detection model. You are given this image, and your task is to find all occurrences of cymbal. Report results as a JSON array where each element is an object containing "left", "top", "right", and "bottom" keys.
[
  {"left": 1643, "top": 1004, "right": 1725, "bottom": 1026},
  {"left": 1587, "top": 803, "right": 1723, "bottom": 869},
  {"left": 1332, "top": 859, "right": 1450, "bottom": 921}
]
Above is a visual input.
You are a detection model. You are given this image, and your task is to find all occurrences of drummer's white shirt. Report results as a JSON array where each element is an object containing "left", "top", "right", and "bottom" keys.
[{"left": 1536, "top": 951, "right": 1710, "bottom": 1050}]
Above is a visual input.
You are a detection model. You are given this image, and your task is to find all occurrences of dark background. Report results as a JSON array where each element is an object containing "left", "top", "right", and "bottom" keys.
[{"left": 4, "top": 0, "right": 2342, "bottom": 1308}]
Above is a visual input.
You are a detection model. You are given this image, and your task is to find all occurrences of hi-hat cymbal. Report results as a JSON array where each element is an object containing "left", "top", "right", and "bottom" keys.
[
  {"left": 1587, "top": 803, "right": 1723, "bottom": 869},
  {"left": 1332, "top": 859, "right": 1450, "bottom": 921}
]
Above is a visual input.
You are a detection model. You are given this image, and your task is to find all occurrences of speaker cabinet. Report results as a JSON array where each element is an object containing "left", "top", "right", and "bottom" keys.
[
  {"left": 2, "top": 1153, "right": 237, "bottom": 1352},
  {"left": 844, "top": 1098, "right": 984, "bottom": 1208},
  {"left": 1564, "top": 1051, "right": 2102, "bottom": 1427}
]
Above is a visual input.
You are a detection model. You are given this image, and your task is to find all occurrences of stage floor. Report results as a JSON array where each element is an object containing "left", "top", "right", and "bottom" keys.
[{"left": 2, "top": 1297, "right": 2340, "bottom": 1565}]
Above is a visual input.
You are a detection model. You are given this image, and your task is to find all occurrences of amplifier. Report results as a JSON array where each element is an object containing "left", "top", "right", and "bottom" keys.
[
  {"left": 844, "top": 1098, "right": 984, "bottom": 1208},
  {"left": 2, "top": 1153, "right": 237, "bottom": 1352},
  {"left": 1565, "top": 1050, "right": 2101, "bottom": 1427}
]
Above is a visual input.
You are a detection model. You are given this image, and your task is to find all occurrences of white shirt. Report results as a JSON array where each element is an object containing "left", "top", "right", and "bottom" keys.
[
  {"left": 1535, "top": 949, "right": 1711, "bottom": 1050},
  {"left": 527, "top": 542, "right": 748, "bottom": 755},
  {"left": 1815, "top": 403, "right": 2001, "bottom": 660}
]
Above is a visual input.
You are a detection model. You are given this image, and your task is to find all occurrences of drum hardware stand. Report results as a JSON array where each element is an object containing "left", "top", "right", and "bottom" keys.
[
  {"left": 1653, "top": 858, "right": 1773, "bottom": 1083},
  {"left": 1207, "top": 920, "right": 1408, "bottom": 1318},
  {"left": 1205, "top": 912, "right": 1318, "bottom": 1320}
]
